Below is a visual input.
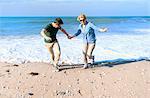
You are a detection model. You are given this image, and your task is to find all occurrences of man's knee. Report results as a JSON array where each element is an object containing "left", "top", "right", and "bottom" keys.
[
  {"left": 55, "top": 50, "right": 61, "bottom": 57},
  {"left": 58, "top": 51, "right": 61, "bottom": 56}
]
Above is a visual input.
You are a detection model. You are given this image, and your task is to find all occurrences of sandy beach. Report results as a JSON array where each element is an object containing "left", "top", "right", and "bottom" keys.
[{"left": 0, "top": 60, "right": 149, "bottom": 98}]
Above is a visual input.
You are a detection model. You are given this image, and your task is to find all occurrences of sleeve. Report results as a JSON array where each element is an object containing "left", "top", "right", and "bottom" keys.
[
  {"left": 44, "top": 24, "right": 50, "bottom": 31},
  {"left": 74, "top": 29, "right": 81, "bottom": 37},
  {"left": 90, "top": 22, "right": 99, "bottom": 31},
  {"left": 74, "top": 25, "right": 82, "bottom": 36}
]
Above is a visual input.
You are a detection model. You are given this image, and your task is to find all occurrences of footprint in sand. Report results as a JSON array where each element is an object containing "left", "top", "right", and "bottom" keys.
[{"left": 29, "top": 72, "right": 39, "bottom": 76}]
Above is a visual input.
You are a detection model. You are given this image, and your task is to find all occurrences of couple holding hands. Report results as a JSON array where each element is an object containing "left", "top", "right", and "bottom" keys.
[{"left": 41, "top": 14, "right": 107, "bottom": 72}]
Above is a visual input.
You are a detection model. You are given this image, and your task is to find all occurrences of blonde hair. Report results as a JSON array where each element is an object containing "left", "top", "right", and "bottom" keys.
[{"left": 77, "top": 14, "right": 87, "bottom": 21}]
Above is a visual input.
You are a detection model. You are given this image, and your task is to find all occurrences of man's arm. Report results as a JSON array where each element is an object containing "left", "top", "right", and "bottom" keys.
[
  {"left": 40, "top": 29, "right": 52, "bottom": 41},
  {"left": 60, "top": 28, "right": 71, "bottom": 39},
  {"left": 60, "top": 28, "right": 69, "bottom": 37}
]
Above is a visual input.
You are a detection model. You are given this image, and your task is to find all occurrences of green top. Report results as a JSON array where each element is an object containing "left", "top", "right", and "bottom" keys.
[{"left": 44, "top": 23, "right": 61, "bottom": 43}]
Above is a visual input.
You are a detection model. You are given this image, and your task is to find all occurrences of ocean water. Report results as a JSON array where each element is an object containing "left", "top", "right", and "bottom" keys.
[{"left": 0, "top": 16, "right": 150, "bottom": 64}]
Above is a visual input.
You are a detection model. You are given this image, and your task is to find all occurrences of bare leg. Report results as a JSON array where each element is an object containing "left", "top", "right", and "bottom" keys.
[
  {"left": 45, "top": 42, "right": 60, "bottom": 72},
  {"left": 87, "top": 43, "right": 96, "bottom": 63},
  {"left": 53, "top": 41, "right": 61, "bottom": 66},
  {"left": 45, "top": 43, "right": 55, "bottom": 64},
  {"left": 82, "top": 43, "right": 88, "bottom": 68}
]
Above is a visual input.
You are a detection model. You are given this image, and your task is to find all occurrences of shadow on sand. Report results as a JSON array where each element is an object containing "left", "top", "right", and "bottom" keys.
[{"left": 59, "top": 58, "right": 149, "bottom": 71}]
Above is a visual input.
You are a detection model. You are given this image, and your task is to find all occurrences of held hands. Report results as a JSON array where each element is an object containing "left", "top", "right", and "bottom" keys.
[
  {"left": 68, "top": 35, "right": 74, "bottom": 39},
  {"left": 67, "top": 34, "right": 74, "bottom": 39}
]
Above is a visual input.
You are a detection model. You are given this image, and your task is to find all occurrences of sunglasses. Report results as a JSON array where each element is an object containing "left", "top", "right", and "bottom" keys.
[{"left": 79, "top": 19, "right": 84, "bottom": 22}]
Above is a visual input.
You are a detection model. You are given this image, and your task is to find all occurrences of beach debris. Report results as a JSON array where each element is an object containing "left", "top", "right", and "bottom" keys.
[
  {"left": 19, "top": 73, "right": 22, "bottom": 76},
  {"left": 30, "top": 86, "right": 33, "bottom": 88},
  {"left": 2, "top": 86, "right": 9, "bottom": 89},
  {"left": 129, "top": 90, "right": 135, "bottom": 96},
  {"left": 43, "top": 75, "right": 46, "bottom": 77},
  {"left": 28, "top": 93, "right": 34, "bottom": 96},
  {"left": 134, "top": 81, "right": 137, "bottom": 84},
  {"left": 52, "top": 69, "right": 60, "bottom": 72},
  {"left": 29, "top": 72, "right": 39, "bottom": 76},
  {"left": 62, "top": 61, "right": 65, "bottom": 64},
  {"left": 86, "top": 79, "right": 89, "bottom": 82},
  {"left": 50, "top": 76, "right": 53, "bottom": 79},
  {"left": 57, "top": 91, "right": 66, "bottom": 96},
  {"left": 13, "top": 64, "right": 19, "bottom": 67},
  {"left": 54, "top": 90, "right": 73, "bottom": 96},
  {"left": 77, "top": 79, "right": 80, "bottom": 84},
  {"left": 63, "top": 71, "right": 68, "bottom": 75},
  {"left": 18, "top": 81, "right": 21, "bottom": 83},
  {"left": 99, "top": 73, "right": 103, "bottom": 78},
  {"left": 94, "top": 86, "right": 98, "bottom": 89},
  {"left": 146, "top": 81, "right": 150, "bottom": 84},
  {"left": 114, "top": 81, "right": 117, "bottom": 84},
  {"left": 77, "top": 90, "right": 82, "bottom": 96},
  {"left": 57, "top": 82, "right": 61, "bottom": 86},
  {"left": 6, "top": 69, "right": 10, "bottom": 73},
  {"left": 90, "top": 81, "right": 94, "bottom": 84},
  {"left": 68, "top": 85, "right": 72, "bottom": 88},
  {"left": 16, "top": 86, "right": 19, "bottom": 89},
  {"left": 92, "top": 71, "right": 95, "bottom": 73},
  {"left": 142, "top": 69, "right": 146, "bottom": 72},
  {"left": 101, "top": 82, "right": 104, "bottom": 85},
  {"left": 101, "top": 71, "right": 106, "bottom": 76}
]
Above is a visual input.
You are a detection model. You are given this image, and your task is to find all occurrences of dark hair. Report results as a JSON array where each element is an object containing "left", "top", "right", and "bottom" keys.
[{"left": 54, "top": 18, "right": 64, "bottom": 24}]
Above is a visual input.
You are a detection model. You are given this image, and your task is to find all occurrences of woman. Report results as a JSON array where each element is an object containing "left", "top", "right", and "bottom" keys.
[
  {"left": 69, "top": 14, "right": 107, "bottom": 69},
  {"left": 41, "top": 18, "right": 70, "bottom": 72}
]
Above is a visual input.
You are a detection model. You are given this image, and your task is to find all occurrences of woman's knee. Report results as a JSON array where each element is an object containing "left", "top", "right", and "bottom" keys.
[
  {"left": 82, "top": 50, "right": 86, "bottom": 55},
  {"left": 82, "top": 44, "right": 88, "bottom": 55}
]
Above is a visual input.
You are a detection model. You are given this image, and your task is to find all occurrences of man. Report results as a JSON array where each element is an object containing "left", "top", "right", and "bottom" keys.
[{"left": 41, "top": 18, "right": 70, "bottom": 72}]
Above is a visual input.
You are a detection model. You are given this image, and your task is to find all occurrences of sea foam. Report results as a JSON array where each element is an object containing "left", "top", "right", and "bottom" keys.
[{"left": 0, "top": 33, "right": 149, "bottom": 64}]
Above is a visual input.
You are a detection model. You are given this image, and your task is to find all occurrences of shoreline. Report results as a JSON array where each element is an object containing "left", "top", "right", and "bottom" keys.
[{"left": 0, "top": 60, "right": 150, "bottom": 98}]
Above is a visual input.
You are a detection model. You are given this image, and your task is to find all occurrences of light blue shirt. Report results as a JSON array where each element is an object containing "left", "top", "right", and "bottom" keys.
[{"left": 74, "top": 22, "right": 99, "bottom": 43}]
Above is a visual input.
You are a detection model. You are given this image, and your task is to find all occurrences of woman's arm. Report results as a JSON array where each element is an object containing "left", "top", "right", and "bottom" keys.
[
  {"left": 90, "top": 22, "right": 108, "bottom": 32},
  {"left": 69, "top": 29, "right": 81, "bottom": 39}
]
